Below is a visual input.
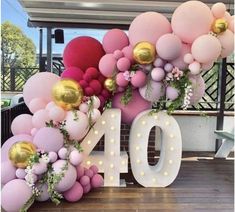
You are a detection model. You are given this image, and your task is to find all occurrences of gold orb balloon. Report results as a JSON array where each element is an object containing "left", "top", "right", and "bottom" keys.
[
  {"left": 133, "top": 41, "right": 156, "bottom": 64},
  {"left": 9, "top": 141, "right": 36, "bottom": 168},
  {"left": 104, "top": 78, "right": 116, "bottom": 92},
  {"left": 52, "top": 79, "right": 83, "bottom": 110},
  {"left": 212, "top": 18, "right": 228, "bottom": 34}
]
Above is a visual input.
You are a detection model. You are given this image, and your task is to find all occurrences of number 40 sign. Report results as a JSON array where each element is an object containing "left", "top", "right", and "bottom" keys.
[{"left": 81, "top": 109, "right": 182, "bottom": 187}]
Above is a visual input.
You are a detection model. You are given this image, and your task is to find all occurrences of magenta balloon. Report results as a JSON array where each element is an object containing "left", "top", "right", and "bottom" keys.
[
  {"left": 171, "top": 1, "right": 213, "bottom": 43},
  {"left": 61, "top": 67, "right": 84, "bottom": 82},
  {"left": 166, "top": 86, "right": 179, "bottom": 100},
  {"left": 33, "top": 127, "right": 64, "bottom": 152},
  {"left": 99, "top": 54, "right": 117, "bottom": 77},
  {"left": 211, "top": 3, "right": 226, "bottom": 18},
  {"left": 129, "top": 12, "right": 172, "bottom": 46},
  {"left": 36, "top": 183, "right": 50, "bottom": 202},
  {"left": 32, "top": 109, "right": 50, "bottom": 129},
  {"left": 171, "top": 44, "right": 191, "bottom": 70},
  {"left": 112, "top": 90, "right": 151, "bottom": 124},
  {"left": 122, "top": 45, "right": 134, "bottom": 63},
  {"left": 156, "top": 34, "right": 182, "bottom": 60},
  {"left": 139, "top": 80, "right": 165, "bottom": 102},
  {"left": 23, "top": 72, "right": 60, "bottom": 107},
  {"left": 63, "top": 181, "right": 84, "bottom": 202},
  {"left": 191, "top": 34, "right": 221, "bottom": 63},
  {"left": 1, "top": 161, "right": 16, "bottom": 184},
  {"left": 1, "top": 134, "right": 33, "bottom": 162},
  {"left": 217, "top": 29, "right": 234, "bottom": 58},
  {"left": 52, "top": 160, "right": 77, "bottom": 192},
  {"left": 29, "top": 98, "right": 47, "bottom": 114},
  {"left": 102, "top": 29, "right": 129, "bottom": 53},
  {"left": 11, "top": 114, "right": 33, "bottom": 136},
  {"left": 2, "top": 179, "right": 32, "bottom": 212}
]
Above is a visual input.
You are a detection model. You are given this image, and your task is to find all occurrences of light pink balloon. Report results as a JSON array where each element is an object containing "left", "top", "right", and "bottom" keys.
[
  {"left": 36, "top": 184, "right": 50, "bottom": 202},
  {"left": 228, "top": 18, "right": 234, "bottom": 33},
  {"left": 79, "top": 103, "right": 89, "bottom": 113},
  {"left": 217, "top": 29, "right": 234, "bottom": 58},
  {"left": 102, "top": 29, "right": 129, "bottom": 53},
  {"left": 129, "top": 12, "right": 172, "bottom": 46},
  {"left": 69, "top": 150, "right": 83, "bottom": 166},
  {"left": 99, "top": 54, "right": 117, "bottom": 77},
  {"left": 171, "top": 44, "right": 191, "bottom": 70},
  {"left": 33, "top": 127, "right": 64, "bottom": 152},
  {"left": 29, "top": 98, "right": 47, "bottom": 114},
  {"left": 211, "top": 3, "right": 226, "bottom": 18},
  {"left": 1, "top": 161, "right": 16, "bottom": 184},
  {"left": 11, "top": 114, "right": 33, "bottom": 136},
  {"left": 117, "top": 57, "right": 131, "bottom": 72},
  {"left": 32, "top": 162, "right": 48, "bottom": 175},
  {"left": 164, "top": 63, "right": 174, "bottom": 73},
  {"left": 171, "top": 1, "right": 213, "bottom": 43},
  {"left": 16, "top": 168, "right": 27, "bottom": 179},
  {"left": 89, "top": 108, "right": 101, "bottom": 123},
  {"left": 224, "top": 11, "right": 232, "bottom": 22},
  {"left": 32, "top": 109, "right": 50, "bottom": 129},
  {"left": 189, "top": 61, "right": 201, "bottom": 75},
  {"left": 23, "top": 72, "right": 60, "bottom": 107},
  {"left": 191, "top": 34, "right": 221, "bottom": 63},
  {"left": 122, "top": 45, "right": 134, "bottom": 63},
  {"left": 31, "top": 128, "right": 38, "bottom": 136},
  {"left": 63, "top": 181, "right": 84, "bottom": 202},
  {"left": 48, "top": 151, "right": 58, "bottom": 163},
  {"left": 156, "top": 33, "right": 182, "bottom": 60},
  {"left": 151, "top": 67, "right": 165, "bottom": 82},
  {"left": 166, "top": 86, "right": 179, "bottom": 101},
  {"left": 184, "top": 53, "right": 194, "bottom": 64},
  {"left": 45, "top": 101, "right": 56, "bottom": 110},
  {"left": 48, "top": 106, "right": 66, "bottom": 122},
  {"left": 154, "top": 58, "right": 166, "bottom": 68},
  {"left": 201, "top": 61, "right": 214, "bottom": 71}
]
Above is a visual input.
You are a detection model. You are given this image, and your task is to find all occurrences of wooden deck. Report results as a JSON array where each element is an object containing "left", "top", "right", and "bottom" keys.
[{"left": 29, "top": 152, "right": 234, "bottom": 212}]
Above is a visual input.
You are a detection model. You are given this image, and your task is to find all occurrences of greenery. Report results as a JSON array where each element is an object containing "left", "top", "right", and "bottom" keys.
[
  {"left": 20, "top": 194, "right": 36, "bottom": 212},
  {"left": 121, "top": 84, "right": 133, "bottom": 105}
]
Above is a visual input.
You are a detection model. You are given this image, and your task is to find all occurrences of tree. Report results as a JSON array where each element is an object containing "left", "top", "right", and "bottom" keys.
[{"left": 1, "top": 21, "right": 36, "bottom": 68}]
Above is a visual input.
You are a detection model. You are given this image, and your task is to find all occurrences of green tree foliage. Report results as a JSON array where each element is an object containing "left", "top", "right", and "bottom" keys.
[{"left": 1, "top": 21, "right": 36, "bottom": 68}]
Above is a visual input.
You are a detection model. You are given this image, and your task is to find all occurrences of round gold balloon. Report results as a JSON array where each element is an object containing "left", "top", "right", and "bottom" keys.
[
  {"left": 212, "top": 18, "right": 228, "bottom": 34},
  {"left": 104, "top": 78, "right": 116, "bottom": 92},
  {"left": 9, "top": 141, "right": 36, "bottom": 168},
  {"left": 52, "top": 79, "right": 83, "bottom": 110},
  {"left": 133, "top": 41, "right": 156, "bottom": 64}
]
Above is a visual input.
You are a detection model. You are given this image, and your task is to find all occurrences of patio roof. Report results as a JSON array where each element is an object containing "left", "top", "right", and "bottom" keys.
[{"left": 19, "top": 0, "right": 234, "bottom": 29}]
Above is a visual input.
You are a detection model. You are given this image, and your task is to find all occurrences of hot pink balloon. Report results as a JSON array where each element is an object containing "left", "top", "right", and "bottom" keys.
[
  {"left": 63, "top": 182, "right": 84, "bottom": 202},
  {"left": 191, "top": 34, "right": 221, "bottom": 63},
  {"left": 89, "top": 165, "right": 99, "bottom": 174},
  {"left": 29, "top": 98, "right": 47, "bottom": 113},
  {"left": 48, "top": 105, "right": 66, "bottom": 122},
  {"left": 217, "top": 29, "right": 234, "bottom": 58},
  {"left": 156, "top": 33, "right": 182, "bottom": 60},
  {"left": 99, "top": 54, "right": 117, "bottom": 77},
  {"left": 11, "top": 114, "right": 33, "bottom": 136},
  {"left": 131, "top": 71, "right": 147, "bottom": 88},
  {"left": 122, "top": 45, "right": 134, "bottom": 63},
  {"left": 61, "top": 67, "right": 84, "bottom": 82},
  {"left": 112, "top": 90, "right": 151, "bottom": 124},
  {"left": 102, "top": 29, "right": 129, "bottom": 53},
  {"left": 171, "top": 1, "right": 213, "bottom": 43},
  {"left": 129, "top": 12, "right": 172, "bottom": 46},
  {"left": 23, "top": 72, "right": 60, "bottom": 107},
  {"left": 211, "top": 3, "right": 226, "bottom": 18},
  {"left": 1, "top": 161, "right": 16, "bottom": 184}
]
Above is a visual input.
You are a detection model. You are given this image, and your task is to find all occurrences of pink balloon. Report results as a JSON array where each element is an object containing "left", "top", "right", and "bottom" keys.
[
  {"left": 211, "top": 3, "right": 226, "bottom": 18},
  {"left": 31, "top": 128, "right": 38, "bottom": 136},
  {"left": 191, "top": 34, "right": 221, "bottom": 63},
  {"left": 112, "top": 90, "right": 151, "bottom": 124},
  {"left": 76, "top": 165, "right": 85, "bottom": 180},
  {"left": 23, "top": 72, "right": 60, "bottom": 107},
  {"left": 11, "top": 114, "right": 33, "bottom": 136},
  {"left": 61, "top": 67, "right": 84, "bottom": 82},
  {"left": 29, "top": 98, "right": 47, "bottom": 113},
  {"left": 45, "top": 101, "right": 56, "bottom": 110},
  {"left": 122, "top": 45, "right": 134, "bottom": 63},
  {"left": 171, "top": 44, "right": 191, "bottom": 70},
  {"left": 32, "top": 162, "right": 48, "bottom": 175},
  {"left": 33, "top": 127, "right": 64, "bottom": 152},
  {"left": 113, "top": 50, "right": 124, "bottom": 60},
  {"left": 89, "top": 108, "right": 101, "bottom": 123},
  {"left": 69, "top": 150, "right": 83, "bottom": 166},
  {"left": 131, "top": 71, "right": 147, "bottom": 88},
  {"left": 1, "top": 134, "right": 33, "bottom": 162},
  {"left": 99, "top": 54, "right": 117, "bottom": 77},
  {"left": 83, "top": 183, "right": 91, "bottom": 194},
  {"left": 91, "top": 174, "right": 104, "bottom": 188},
  {"left": 156, "top": 33, "right": 182, "bottom": 60},
  {"left": 164, "top": 63, "right": 174, "bottom": 73},
  {"left": 184, "top": 53, "right": 194, "bottom": 64},
  {"left": 189, "top": 61, "right": 201, "bottom": 75},
  {"left": 171, "top": 1, "right": 213, "bottom": 43},
  {"left": 32, "top": 109, "right": 50, "bottom": 128},
  {"left": 48, "top": 151, "right": 58, "bottom": 163},
  {"left": 48, "top": 106, "right": 66, "bottom": 122},
  {"left": 52, "top": 160, "right": 77, "bottom": 192},
  {"left": 201, "top": 61, "right": 214, "bottom": 71},
  {"left": 116, "top": 73, "right": 129, "bottom": 87},
  {"left": 224, "top": 11, "right": 232, "bottom": 22},
  {"left": 154, "top": 58, "right": 165, "bottom": 67},
  {"left": 129, "top": 12, "right": 172, "bottom": 46},
  {"left": 36, "top": 184, "right": 50, "bottom": 202},
  {"left": 84, "top": 168, "right": 94, "bottom": 178},
  {"left": 151, "top": 68, "right": 165, "bottom": 82},
  {"left": 2, "top": 179, "right": 32, "bottom": 212},
  {"left": 228, "top": 18, "right": 234, "bottom": 33},
  {"left": 102, "top": 29, "right": 129, "bottom": 53},
  {"left": 79, "top": 103, "right": 89, "bottom": 113},
  {"left": 217, "top": 29, "right": 234, "bottom": 58},
  {"left": 63, "top": 182, "right": 84, "bottom": 202},
  {"left": 166, "top": 86, "right": 179, "bottom": 101},
  {"left": 80, "top": 175, "right": 90, "bottom": 186},
  {"left": 89, "top": 165, "right": 99, "bottom": 174},
  {"left": 117, "top": 57, "right": 131, "bottom": 72},
  {"left": 1, "top": 161, "right": 16, "bottom": 184}
]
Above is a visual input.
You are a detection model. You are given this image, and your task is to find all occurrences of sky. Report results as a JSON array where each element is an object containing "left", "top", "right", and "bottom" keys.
[{"left": 1, "top": 0, "right": 108, "bottom": 54}]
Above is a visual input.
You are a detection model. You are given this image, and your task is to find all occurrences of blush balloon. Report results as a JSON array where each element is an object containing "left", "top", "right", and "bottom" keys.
[
  {"left": 151, "top": 67, "right": 165, "bottom": 82},
  {"left": 201, "top": 61, "right": 214, "bottom": 71},
  {"left": 48, "top": 106, "right": 66, "bottom": 122},
  {"left": 166, "top": 86, "right": 179, "bottom": 100},
  {"left": 184, "top": 53, "right": 194, "bottom": 64},
  {"left": 79, "top": 103, "right": 89, "bottom": 113},
  {"left": 189, "top": 61, "right": 201, "bottom": 75},
  {"left": 69, "top": 150, "right": 83, "bottom": 166},
  {"left": 116, "top": 73, "right": 129, "bottom": 87},
  {"left": 11, "top": 114, "right": 33, "bottom": 136},
  {"left": 211, "top": 3, "right": 226, "bottom": 18},
  {"left": 99, "top": 54, "right": 117, "bottom": 77},
  {"left": 1, "top": 161, "right": 16, "bottom": 184},
  {"left": 29, "top": 98, "right": 47, "bottom": 113},
  {"left": 217, "top": 29, "right": 234, "bottom": 58},
  {"left": 32, "top": 109, "right": 50, "bottom": 129},
  {"left": 164, "top": 63, "right": 174, "bottom": 73}
]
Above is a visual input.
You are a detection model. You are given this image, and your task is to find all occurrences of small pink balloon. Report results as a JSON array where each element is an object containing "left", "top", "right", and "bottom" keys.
[
  {"left": 91, "top": 174, "right": 104, "bottom": 188},
  {"left": 122, "top": 45, "right": 134, "bottom": 63},
  {"left": 58, "top": 147, "right": 68, "bottom": 159},
  {"left": 156, "top": 33, "right": 182, "bottom": 60},
  {"left": 102, "top": 29, "right": 129, "bottom": 53},
  {"left": 79, "top": 103, "right": 89, "bottom": 113},
  {"left": 131, "top": 71, "right": 147, "bottom": 88},
  {"left": 189, "top": 61, "right": 201, "bottom": 75},
  {"left": 164, "top": 63, "right": 174, "bottom": 73},
  {"left": 83, "top": 183, "right": 91, "bottom": 194},
  {"left": 166, "top": 86, "right": 179, "bottom": 100},
  {"left": 99, "top": 54, "right": 117, "bottom": 77},
  {"left": 211, "top": 3, "right": 226, "bottom": 18},
  {"left": 89, "top": 165, "right": 99, "bottom": 174},
  {"left": 116, "top": 73, "right": 129, "bottom": 87},
  {"left": 76, "top": 165, "right": 85, "bottom": 180},
  {"left": 32, "top": 109, "right": 50, "bottom": 129},
  {"left": 191, "top": 34, "right": 221, "bottom": 63},
  {"left": 151, "top": 68, "right": 165, "bottom": 82},
  {"left": 31, "top": 128, "right": 38, "bottom": 136},
  {"left": 69, "top": 150, "right": 83, "bottom": 166},
  {"left": 36, "top": 184, "right": 50, "bottom": 202},
  {"left": 48, "top": 151, "right": 58, "bottom": 163},
  {"left": 48, "top": 106, "right": 66, "bottom": 122},
  {"left": 80, "top": 175, "right": 90, "bottom": 186},
  {"left": 154, "top": 58, "right": 165, "bottom": 67},
  {"left": 113, "top": 49, "right": 124, "bottom": 60},
  {"left": 16, "top": 168, "right": 27, "bottom": 179},
  {"left": 84, "top": 168, "right": 94, "bottom": 178},
  {"left": 224, "top": 11, "right": 232, "bottom": 22},
  {"left": 201, "top": 61, "right": 214, "bottom": 71},
  {"left": 29, "top": 98, "right": 47, "bottom": 113},
  {"left": 1, "top": 161, "right": 16, "bottom": 184},
  {"left": 63, "top": 182, "right": 84, "bottom": 202},
  {"left": 117, "top": 86, "right": 125, "bottom": 93},
  {"left": 117, "top": 57, "right": 131, "bottom": 72},
  {"left": 184, "top": 53, "right": 194, "bottom": 64},
  {"left": 32, "top": 162, "right": 48, "bottom": 175},
  {"left": 45, "top": 101, "right": 56, "bottom": 110},
  {"left": 217, "top": 29, "right": 234, "bottom": 58},
  {"left": 11, "top": 114, "right": 33, "bottom": 136},
  {"left": 89, "top": 108, "right": 101, "bottom": 123}
]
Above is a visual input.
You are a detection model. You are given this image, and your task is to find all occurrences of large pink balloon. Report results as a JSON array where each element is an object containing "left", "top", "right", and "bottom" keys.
[
  {"left": 191, "top": 34, "right": 221, "bottom": 63},
  {"left": 11, "top": 114, "right": 33, "bottom": 136},
  {"left": 1, "top": 134, "right": 33, "bottom": 162},
  {"left": 2, "top": 179, "right": 32, "bottom": 212},
  {"left": 156, "top": 33, "right": 182, "bottom": 60},
  {"left": 1, "top": 161, "right": 16, "bottom": 184},
  {"left": 217, "top": 29, "right": 234, "bottom": 58},
  {"left": 129, "top": 12, "right": 172, "bottom": 46},
  {"left": 171, "top": 1, "right": 213, "bottom": 43},
  {"left": 112, "top": 90, "right": 151, "bottom": 124},
  {"left": 63, "top": 181, "right": 84, "bottom": 202},
  {"left": 23, "top": 72, "right": 60, "bottom": 107},
  {"left": 99, "top": 54, "right": 117, "bottom": 77},
  {"left": 102, "top": 29, "right": 129, "bottom": 53},
  {"left": 32, "top": 109, "right": 50, "bottom": 129}
]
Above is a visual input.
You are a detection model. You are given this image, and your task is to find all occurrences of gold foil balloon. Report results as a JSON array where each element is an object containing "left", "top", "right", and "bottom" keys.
[
  {"left": 52, "top": 79, "right": 83, "bottom": 110},
  {"left": 133, "top": 41, "right": 156, "bottom": 64},
  {"left": 9, "top": 141, "right": 36, "bottom": 168},
  {"left": 104, "top": 78, "right": 116, "bottom": 92},
  {"left": 212, "top": 18, "right": 228, "bottom": 34}
]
